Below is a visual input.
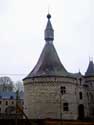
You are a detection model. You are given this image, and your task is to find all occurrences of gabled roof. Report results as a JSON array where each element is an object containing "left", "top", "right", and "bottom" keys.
[{"left": 85, "top": 61, "right": 94, "bottom": 77}]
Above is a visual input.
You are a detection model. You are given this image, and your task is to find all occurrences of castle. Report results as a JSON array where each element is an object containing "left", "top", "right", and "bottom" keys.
[{"left": 23, "top": 14, "right": 94, "bottom": 120}]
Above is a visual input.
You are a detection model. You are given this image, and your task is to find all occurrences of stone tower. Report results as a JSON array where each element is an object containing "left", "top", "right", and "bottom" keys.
[{"left": 23, "top": 14, "right": 94, "bottom": 120}]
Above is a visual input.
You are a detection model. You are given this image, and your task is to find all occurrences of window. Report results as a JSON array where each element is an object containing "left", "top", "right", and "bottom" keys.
[
  {"left": 79, "top": 92, "right": 82, "bottom": 99},
  {"left": 63, "top": 103, "right": 69, "bottom": 111},
  {"left": 6, "top": 101, "right": 8, "bottom": 105},
  {"left": 11, "top": 101, "right": 14, "bottom": 104},
  {"left": 0, "top": 101, "right": 2, "bottom": 105},
  {"left": 0, "top": 96, "right": 2, "bottom": 99},
  {"left": 60, "top": 86, "right": 66, "bottom": 95}
]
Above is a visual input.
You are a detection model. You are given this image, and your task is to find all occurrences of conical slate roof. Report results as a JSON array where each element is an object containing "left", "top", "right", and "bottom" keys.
[
  {"left": 25, "top": 42, "right": 69, "bottom": 78},
  {"left": 85, "top": 60, "right": 94, "bottom": 77},
  {"left": 24, "top": 14, "right": 70, "bottom": 79}
]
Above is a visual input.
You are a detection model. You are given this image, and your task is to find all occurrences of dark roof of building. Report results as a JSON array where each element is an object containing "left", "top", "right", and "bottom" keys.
[{"left": 85, "top": 60, "right": 94, "bottom": 77}]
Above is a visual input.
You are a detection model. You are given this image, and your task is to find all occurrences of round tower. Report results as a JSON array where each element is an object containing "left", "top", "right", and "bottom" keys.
[{"left": 23, "top": 14, "right": 83, "bottom": 120}]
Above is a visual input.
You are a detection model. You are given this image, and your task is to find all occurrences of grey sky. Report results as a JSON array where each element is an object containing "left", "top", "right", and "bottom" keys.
[{"left": 0, "top": 0, "right": 94, "bottom": 82}]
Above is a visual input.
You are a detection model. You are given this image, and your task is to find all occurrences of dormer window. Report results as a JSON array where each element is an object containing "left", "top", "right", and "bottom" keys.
[{"left": 10, "top": 96, "right": 13, "bottom": 99}]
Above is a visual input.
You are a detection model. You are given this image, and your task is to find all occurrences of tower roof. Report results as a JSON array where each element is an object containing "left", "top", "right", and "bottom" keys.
[
  {"left": 85, "top": 60, "right": 94, "bottom": 77},
  {"left": 25, "top": 42, "right": 69, "bottom": 78},
  {"left": 24, "top": 14, "right": 70, "bottom": 80}
]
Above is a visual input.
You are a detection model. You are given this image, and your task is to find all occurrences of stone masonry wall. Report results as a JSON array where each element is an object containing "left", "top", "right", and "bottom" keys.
[{"left": 24, "top": 77, "right": 81, "bottom": 120}]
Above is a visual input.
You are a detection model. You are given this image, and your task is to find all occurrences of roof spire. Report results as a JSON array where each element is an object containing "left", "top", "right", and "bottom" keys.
[
  {"left": 45, "top": 13, "right": 54, "bottom": 42},
  {"left": 85, "top": 59, "right": 94, "bottom": 77}
]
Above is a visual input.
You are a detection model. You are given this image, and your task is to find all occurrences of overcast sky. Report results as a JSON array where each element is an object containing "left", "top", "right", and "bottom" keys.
[{"left": 0, "top": 0, "right": 94, "bottom": 82}]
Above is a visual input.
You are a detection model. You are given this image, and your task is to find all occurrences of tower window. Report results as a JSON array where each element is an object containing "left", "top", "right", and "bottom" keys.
[
  {"left": 79, "top": 92, "right": 83, "bottom": 99},
  {"left": 60, "top": 86, "right": 66, "bottom": 95},
  {"left": 63, "top": 103, "right": 69, "bottom": 111}
]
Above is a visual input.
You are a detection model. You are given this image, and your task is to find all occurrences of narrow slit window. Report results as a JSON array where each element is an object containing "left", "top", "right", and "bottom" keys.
[{"left": 79, "top": 92, "right": 82, "bottom": 99}]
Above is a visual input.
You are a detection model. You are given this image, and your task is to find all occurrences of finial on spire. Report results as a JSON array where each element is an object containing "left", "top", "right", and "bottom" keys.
[
  {"left": 47, "top": 13, "right": 51, "bottom": 19},
  {"left": 45, "top": 13, "right": 54, "bottom": 42}
]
